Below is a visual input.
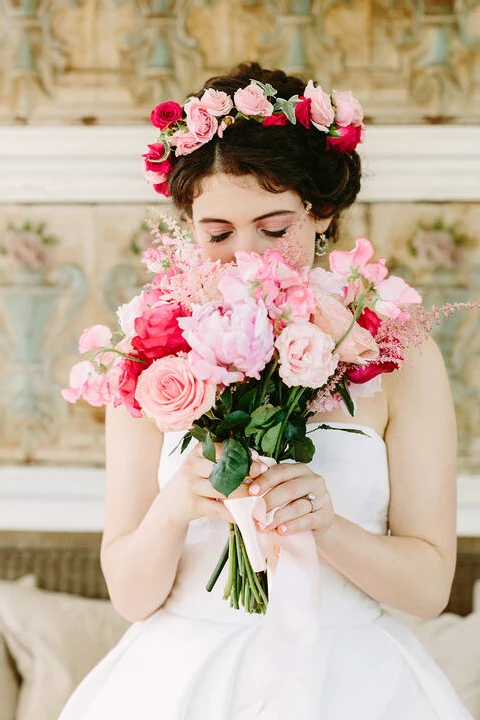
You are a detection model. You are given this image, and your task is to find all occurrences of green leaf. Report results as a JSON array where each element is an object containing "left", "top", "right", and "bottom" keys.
[
  {"left": 273, "top": 98, "right": 296, "bottom": 124},
  {"left": 216, "top": 410, "right": 251, "bottom": 434},
  {"left": 285, "top": 416, "right": 306, "bottom": 441},
  {"left": 335, "top": 380, "right": 355, "bottom": 417},
  {"left": 289, "top": 437, "right": 315, "bottom": 463},
  {"left": 245, "top": 404, "right": 283, "bottom": 436},
  {"left": 219, "top": 387, "right": 233, "bottom": 413},
  {"left": 202, "top": 432, "right": 216, "bottom": 463},
  {"left": 170, "top": 432, "right": 192, "bottom": 456},
  {"left": 253, "top": 80, "right": 277, "bottom": 97},
  {"left": 189, "top": 425, "right": 207, "bottom": 442},
  {"left": 237, "top": 386, "right": 257, "bottom": 413},
  {"left": 260, "top": 423, "right": 282, "bottom": 456},
  {"left": 210, "top": 439, "right": 251, "bottom": 497}
]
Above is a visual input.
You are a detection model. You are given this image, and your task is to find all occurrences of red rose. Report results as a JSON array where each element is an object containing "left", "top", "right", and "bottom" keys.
[
  {"left": 153, "top": 180, "right": 170, "bottom": 197},
  {"left": 356, "top": 307, "right": 382, "bottom": 337},
  {"left": 326, "top": 124, "right": 363, "bottom": 153},
  {"left": 150, "top": 101, "right": 183, "bottom": 129},
  {"left": 132, "top": 303, "right": 191, "bottom": 361},
  {"left": 262, "top": 114, "right": 289, "bottom": 127},
  {"left": 142, "top": 144, "right": 172, "bottom": 173},
  {"left": 116, "top": 358, "right": 146, "bottom": 417},
  {"left": 294, "top": 97, "right": 312, "bottom": 128},
  {"left": 346, "top": 360, "right": 399, "bottom": 384}
]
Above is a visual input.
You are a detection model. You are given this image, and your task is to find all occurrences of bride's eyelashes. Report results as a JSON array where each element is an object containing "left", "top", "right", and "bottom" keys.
[{"left": 207, "top": 228, "right": 289, "bottom": 243}]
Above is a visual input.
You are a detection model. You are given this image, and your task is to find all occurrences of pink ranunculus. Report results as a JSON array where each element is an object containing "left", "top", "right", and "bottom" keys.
[
  {"left": 313, "top": 293, "right": 379, "bottom": 364},
  {"left": 135, "top": 355, "right": 217, "bottom": 432},
  {"left": 132, "top": 303, "right": 191, "bottom": 360},
  {"left": 184, "top": 98, "right": 218, "bottom": 142},
  {"left": 303, "top": 81, "right": 334, "bottom": 131},
  {"left": 326, "top": 124, "right": 363, "bottom": 153},
  {"left": 234, "top": 82, "right": 274, "bottom": 117},
  {"left": 142, "top": 144, "right": 172, "bottom": 174},
  {"left": 329, "top": 237, "right": 375, "bottom": 277},
  {"left": 178, "top": 299, "right": 275, "bottom": 386},
  {"left": 78, "top": 324, "right": 112, "bottom": 354},
  {"left": 150, "top": 101, "right": 183, "bottom": 130},
  {"left": 200, "top": 89, "right": 233, "bottom": 117},
  {"left": 332, "top": 90, "right": 357, "bottom": 127},
  {"left": 61, "top": 360, "right": 116, "bottom": 407},
  {"left": 294, "top": 97, "right": 311, "bottom": 128},
  {"left": 170, "top": 129, "right": 205, "bottom": 156},
  {"left": 375, "top": 276, "right": 422, "bottom": 319},
  {"left": 275, "top": 321, "right": 338, "bottom": 388},
  {"left": 262, "top": 114, "right": 289, "bottom": 127}
]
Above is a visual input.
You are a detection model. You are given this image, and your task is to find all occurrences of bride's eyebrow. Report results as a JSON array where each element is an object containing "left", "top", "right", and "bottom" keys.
[{"left": 199, "top": 210, "right": 296, "bottom": 224}]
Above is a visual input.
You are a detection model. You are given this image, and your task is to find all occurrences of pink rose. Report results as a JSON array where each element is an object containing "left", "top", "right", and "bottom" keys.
[
  {"left": 150, "top": 101, "right": 183, "bottom": 129},
  {"left": 200, "top": 89, "right": 233, "bottom": 117},
  {"left": 326, "top": 124, "right": 363, "bottom": 153},
  {"left": 132, "top": 303, "right": 191, "bottom": 360},
  {"left": 294, "top": 97, "right": 311, "bottom": 128},
  {"left": 313, "top": 293, "right": 379, "bottom": 365},
  {"left": 61, "top": 360, "right": 117, "bottom": 408},
  {"left": 262, "top": 114, "right": 289, "bottom": 127},
  {"left": 170, "top": 129, "right": 205, "bottom": 156},
  {"left": 303, "top": 81, "right": 334, "bottom": 131},
  {"left": 78, "top": 324, "right": 112, "bottom": 354},
  {"left": 275, "top": 321, "right": 338, "bottom": 388},
  {"left": 234, "top": 82, "right": 274, "bottom": 117},
  {"left": 332, "top": 90, "right": 360, "bottom": 127},
  {"left": 178, "top": 299, "right": 275, "bottom": 386},
  {"left": 184, "top": 98, "right": 218, "bottom": 142},
  {"left": 142, "top": 144, "right": 172, "bottom": 174},
  {"left": 135, "top": 356, "right": 217, "bottom": 432}
]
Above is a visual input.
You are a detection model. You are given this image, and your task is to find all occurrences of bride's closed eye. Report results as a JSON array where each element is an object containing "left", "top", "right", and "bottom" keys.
[{"left": 207, "top": 227, "right": 289, "bottom": 243}]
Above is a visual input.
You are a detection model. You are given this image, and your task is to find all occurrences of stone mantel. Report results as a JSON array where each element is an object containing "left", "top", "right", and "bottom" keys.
[{"left": 1, "top": 125, "right": 480, "bottom": 204}]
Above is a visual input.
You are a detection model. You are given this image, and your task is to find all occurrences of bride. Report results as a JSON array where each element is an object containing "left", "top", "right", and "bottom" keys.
[{"left": 59, "top": 62, "right": 473, "bottom": 719}]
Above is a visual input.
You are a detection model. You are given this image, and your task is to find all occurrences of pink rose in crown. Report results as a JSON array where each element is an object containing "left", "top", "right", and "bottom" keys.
[
  {"left": 78, "top": 325, "right": 112, "bottom": 354},
  {"left": 179, "top": 299, "right": 275, "bottom": 386},
  {"left": 132, "top": 303, "right": 191, "bottom": 361},
  {"left": 62, "top": 361, "right": 118, "bottom": 407},
  {"left": 275, "top": 321, "right": 338, "bottom": 388},
  {"left": 150, "top": 101, "right": 183, "bottom": 130},
  {"left": 234, "top": 82, "right": 274, "bottom": 117},
  {"left": 332, "top": 90, "right": 364, "bottom": 128},
  {"left": 326, "top": 124, "right": 363, "bottom": 153},
  {"left": 303, "top": 81, "right": 334, "bottom": 131},
  {"left": 184, "top": 98, "right": 218, "bottom": 142},
  {"left": 135, "top": 355, "right": 217, "bottom": 432},
  {"left": 200, "top": 89, "right": 233, "bottom": 117},
  {"left": 170, "top": 129, "right": 206, "bottom": 156},
  {"left": 294, "top": 97, "right": 312, "bottom": 128}
]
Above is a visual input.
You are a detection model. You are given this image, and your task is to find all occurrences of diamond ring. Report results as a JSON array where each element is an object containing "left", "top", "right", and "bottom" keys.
[{"left": 306, "top": 492, "right": 315, "bottom": 513}]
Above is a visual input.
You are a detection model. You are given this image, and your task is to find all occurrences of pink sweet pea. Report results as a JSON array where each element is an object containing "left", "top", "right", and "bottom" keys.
[
  {"left": 61, "top": 361, "right": 117, "bottom": 407},
  {"left": 329, "top": 238, "right": 387, "bottom": 286},
  {"left": 178, "top": 299, "right": 275, "bottom": 386},
  {"left": 234, "top": 82, "right": 274, "bottom": 117},
  {"left": 375, "top": 276, "right": 422, "bottom": 319},
  {"left": 78, "top": 325, "right": 112, "bottom": 354},
  {"left": 303, "top": 81, "right": 334, "bottom": 131},
  {"left": 276, "top": 321, "right": 338, "bottom": 388},
  {"left": 184, "top": 98, "right": 218, "bottom": 142}
]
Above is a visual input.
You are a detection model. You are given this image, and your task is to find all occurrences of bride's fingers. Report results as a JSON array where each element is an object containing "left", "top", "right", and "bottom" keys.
[{"left": 264, "top": 491, "right": 334, "bottom": 535}]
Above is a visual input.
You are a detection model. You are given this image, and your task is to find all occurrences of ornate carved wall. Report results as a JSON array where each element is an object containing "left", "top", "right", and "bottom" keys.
[{"left": 0, "top": 1, "right": 479, "bottom": 473}]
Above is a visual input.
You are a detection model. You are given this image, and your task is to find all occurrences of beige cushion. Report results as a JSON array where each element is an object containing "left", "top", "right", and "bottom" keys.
[
  {"left": 0, "top": 581, "right": 129, "bottom": 720},
  {"left": 386, "top": 607, "right": 480, "bottom": 719}
]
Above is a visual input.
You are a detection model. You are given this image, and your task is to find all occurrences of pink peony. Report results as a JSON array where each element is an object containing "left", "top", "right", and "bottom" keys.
[
  {"left": 178, "top": 299, "right": 275, "bottom": 386},
  {"left": 150, "top": 101, "right": 183, "bottom": 129},
  {"left": 132, "top": 303, "right": 191, "bottom": 360},
  {"left": 61, "top": 360, "right": 117, "bottom": 407},
  {"left": 375, "top": 276, "right": 422, "bottom": 319},
  {"left": 184, "top": 98, "right": 218, "bottom": 142},
  {"left": 275, "top": 321, "right": 338, "bottom": 388},
  {"left": 313, "top": 293, "right": 379, "bottom": 365},
  {"left": 200, "top": 89, "right": 233, "bottom": 117},
  {"left": 135, "top": 355, "right": 217, "bottom": 432},
  {"left": 326, "top": 124, "right": 363, "bottom": 153},
  {"left": 78, "top": 324, "right": 112, "bottom": 354},
  {"left": 332, "top": 90, "right": 363, "bottom": 127},
  {"left": 170, "top": 129, "right": 205, "bottom": 156},
  {"left": 234, "top": 82, "right": 274, "bottom": 117},
  {"left": 303, "top": 81, "right": 334, "bottom": 131}
]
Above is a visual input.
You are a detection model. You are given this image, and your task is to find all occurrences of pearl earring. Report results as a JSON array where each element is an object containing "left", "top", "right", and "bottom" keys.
[{"left": 315, "top": 232, "right": 329, "bottom": 257}]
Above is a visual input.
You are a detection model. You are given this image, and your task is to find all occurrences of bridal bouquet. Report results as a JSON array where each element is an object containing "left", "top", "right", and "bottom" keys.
[{"left": 62, "top": 218, "right": 423, "bottom": 613}]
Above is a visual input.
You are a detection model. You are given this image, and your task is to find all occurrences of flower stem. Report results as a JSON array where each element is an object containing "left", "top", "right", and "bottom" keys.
[{"left": 206, "top": 536, "right": 229, "bottom": 592}]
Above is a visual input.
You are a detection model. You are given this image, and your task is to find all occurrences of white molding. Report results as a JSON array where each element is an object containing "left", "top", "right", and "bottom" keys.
[
  {"left": 0, "top": 466, "right": 479, "bottom": 535},
  {"left": 0, "top": 125, "right": 480, "bottom": 203}
]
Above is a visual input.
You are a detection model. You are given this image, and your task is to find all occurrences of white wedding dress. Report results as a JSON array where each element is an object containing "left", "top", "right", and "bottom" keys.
[{"left": 59, "top": 422, "right": 473, "bottom": 719}]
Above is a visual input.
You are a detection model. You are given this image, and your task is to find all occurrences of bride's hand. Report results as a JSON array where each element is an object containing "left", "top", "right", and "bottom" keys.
[
  {"left": 247, "top": 462, "right": 334, "bottom": 537},
  {"left": 166, "top": 443, "right": 268, "bottom": 525}
]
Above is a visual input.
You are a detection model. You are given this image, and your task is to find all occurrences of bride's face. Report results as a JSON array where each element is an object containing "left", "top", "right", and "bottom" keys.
[{"left": 190, "top": 173, "right": 331, "bottom": 266}]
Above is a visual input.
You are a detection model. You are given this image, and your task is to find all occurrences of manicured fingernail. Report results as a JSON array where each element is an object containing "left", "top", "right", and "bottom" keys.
[
  {"left": 256, "top": 520, "right": 266, "bottom": 530},
  {"left": 279, "top": 525, "right": 288, "bottom": 534},
  {"left": 249, "top": 484, "right": 260, "bottom": 495},
  {"left": 259, "top": 462, "right": 269, "bottom": 473},
  {"left": 250, "top": 449, "right": 259, "bottom": 461}
]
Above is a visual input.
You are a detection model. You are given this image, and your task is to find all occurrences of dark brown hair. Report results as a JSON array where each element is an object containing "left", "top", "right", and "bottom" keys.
[{"left": 169, "top": 62, "right": 362, "bottom": 242}]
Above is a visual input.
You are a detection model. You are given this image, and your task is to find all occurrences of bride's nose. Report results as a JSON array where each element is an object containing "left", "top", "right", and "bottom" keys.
[{"left": 234, "top": 229, "right": 262, "bottom": 254}]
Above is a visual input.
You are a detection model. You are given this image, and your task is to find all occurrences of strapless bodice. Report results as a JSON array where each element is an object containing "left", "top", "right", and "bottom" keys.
[{"left": 157, "top": 423, "right": 390, "bottom": 626}]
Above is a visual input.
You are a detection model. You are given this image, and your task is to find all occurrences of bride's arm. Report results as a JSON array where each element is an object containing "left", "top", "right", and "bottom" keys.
[{"left": 314, "top": 337, "right": 458, "bottom": 619}]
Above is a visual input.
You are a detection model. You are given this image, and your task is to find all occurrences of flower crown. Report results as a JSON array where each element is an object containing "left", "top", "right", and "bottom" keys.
[{"left": 143, "top": 79, "right": 365, "bottom": 198}]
